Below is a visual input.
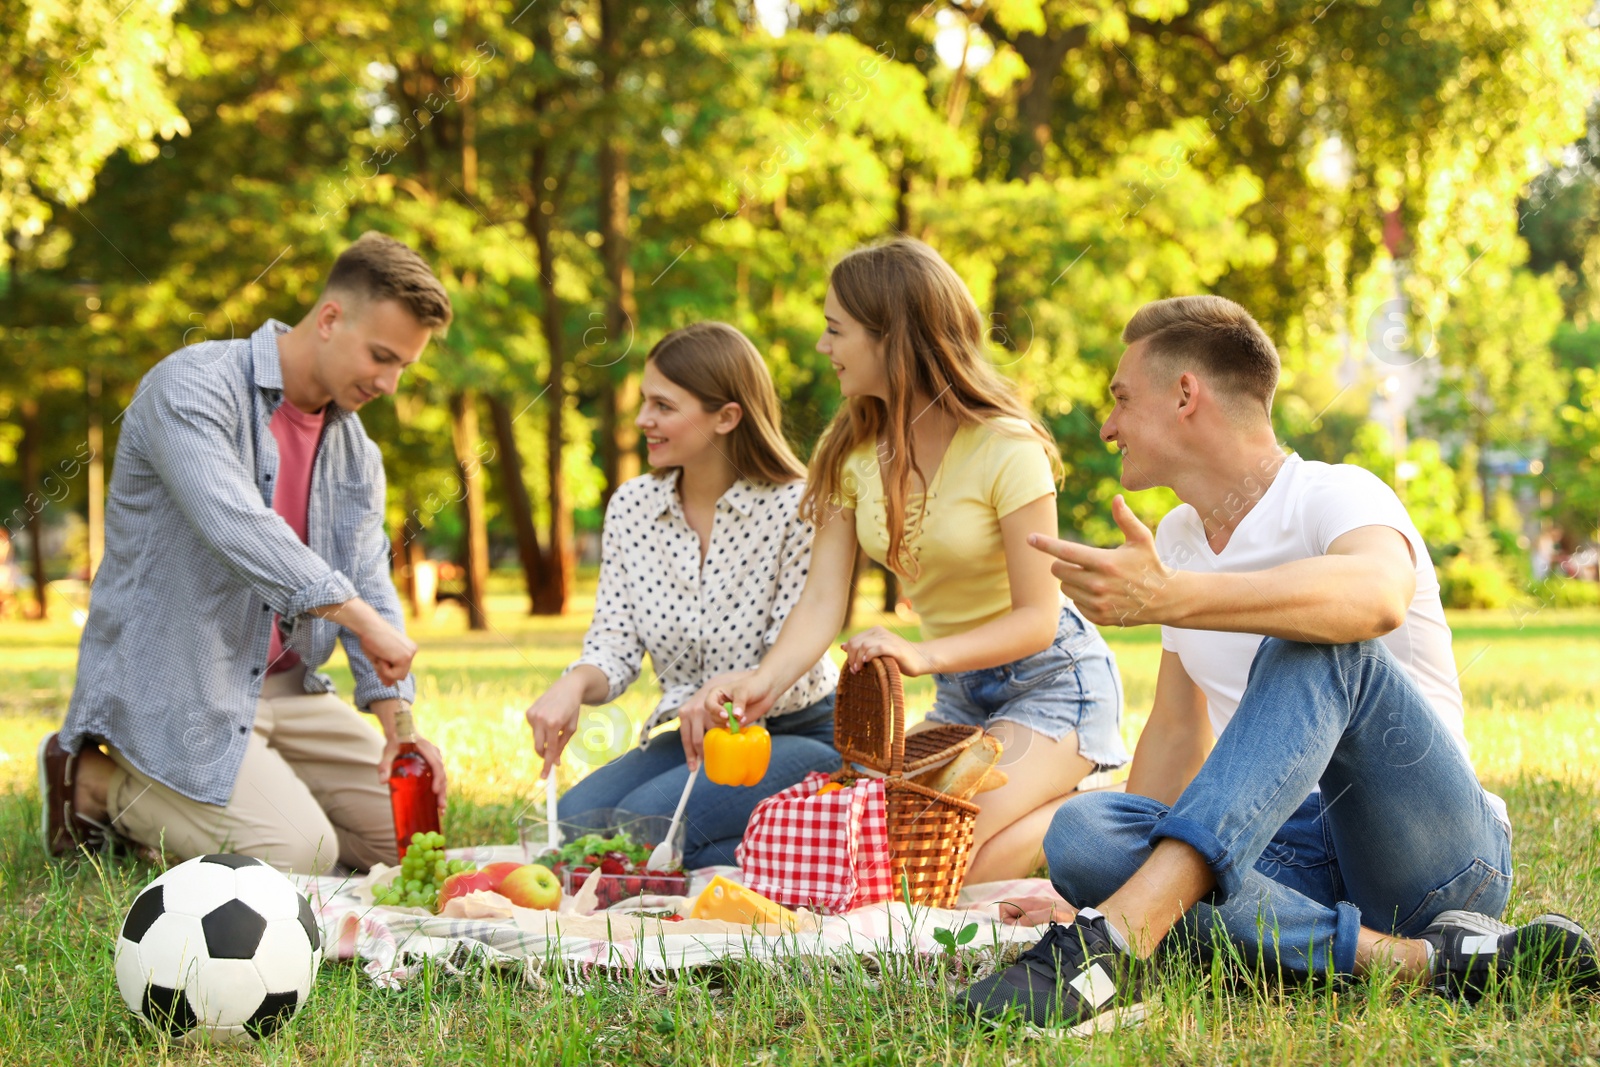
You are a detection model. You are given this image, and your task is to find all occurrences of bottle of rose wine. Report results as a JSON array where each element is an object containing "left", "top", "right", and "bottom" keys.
[{"left": 387, "top": 701, "right": 440, "bottom": 860}]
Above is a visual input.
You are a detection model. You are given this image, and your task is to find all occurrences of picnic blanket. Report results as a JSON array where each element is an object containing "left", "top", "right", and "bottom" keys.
[{"left": 289, "top": 846, "right": 1072, "bottom": 988}]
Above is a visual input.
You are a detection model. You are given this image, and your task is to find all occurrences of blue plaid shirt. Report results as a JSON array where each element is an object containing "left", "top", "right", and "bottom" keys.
[{"left": 62, "top": 320, "right": 414, "bottom": 805}]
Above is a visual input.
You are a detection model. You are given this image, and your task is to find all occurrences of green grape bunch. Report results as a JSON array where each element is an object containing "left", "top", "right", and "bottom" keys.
[{"left": 370, "top": 832, "right": 476, "bottom": 911}]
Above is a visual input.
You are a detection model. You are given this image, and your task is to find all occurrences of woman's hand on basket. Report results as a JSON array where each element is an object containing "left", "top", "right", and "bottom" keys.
[{"left": 841, "top": 627, "right": 935, "bottom": 677}]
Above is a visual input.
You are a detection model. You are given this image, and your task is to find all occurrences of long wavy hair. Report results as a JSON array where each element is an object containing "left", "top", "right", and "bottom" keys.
[
  {"left": 647, "top": 322, "right": 807, "bottom": 485},
  {"left": 800, "top": 239, "right": 1061, "bottom": 576}
]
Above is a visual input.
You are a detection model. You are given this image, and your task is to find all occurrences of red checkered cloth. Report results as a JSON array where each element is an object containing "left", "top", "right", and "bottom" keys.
[{"left": 736, "top": 772, "right": 892, "bottom": 913}]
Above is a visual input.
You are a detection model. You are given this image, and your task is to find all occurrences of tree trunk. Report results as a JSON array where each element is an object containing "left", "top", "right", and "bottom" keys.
[
  {"left": 1004, "top": 28, "right": 1081, "bottom": 182},
  {"left": 488, "top": 394, "right": 546, "bottom": 614},
  {"left": 879, "top": 561, "right": 900, "bottom": 615},
  {"left": 396, "top": 496, "right": 434, "bottom": 623},
  {"left": 895, "top": 164, "right": 912, "bottom": 235},
  {"left": 986, "top": 22, "right": 1084, "bottom": 349},
  {"left": 842, "top": 545, "right": 866, "bottom": 632},
  {"left": 526, "top": 23, "right": 572, "bottom": 614},
  {"left": 597, "top": 0, "right": 640, "bottom": 511},
  {"left": 449, "top": 391, "right": 490, "bottom": 630},
  {"left": 19, "top": 400, "right": 47, "bottom": 619},
  {"left": 390, "top": 521, "right": 410, "bottom": 603},
  {"left": 537, "top": 334, "right": 573, "bottom": 614},
  {"left": 86, "top": 369, "right": 104, "bottom": 581}
]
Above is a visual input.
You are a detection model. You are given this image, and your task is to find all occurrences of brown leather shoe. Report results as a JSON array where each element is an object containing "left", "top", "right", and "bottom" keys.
[{"left": 37, "top": 733, "right": 108, "bottom": 856}]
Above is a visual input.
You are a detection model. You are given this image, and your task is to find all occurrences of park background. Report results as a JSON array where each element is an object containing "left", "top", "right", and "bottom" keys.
[{"left": 2, "top": 1, "right": 1600, "bottom": 1064}]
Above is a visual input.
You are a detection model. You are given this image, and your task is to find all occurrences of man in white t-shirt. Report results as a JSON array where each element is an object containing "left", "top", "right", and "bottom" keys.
[{"left": 960, "top": 295, "right": 1597, "bottom": 1035}]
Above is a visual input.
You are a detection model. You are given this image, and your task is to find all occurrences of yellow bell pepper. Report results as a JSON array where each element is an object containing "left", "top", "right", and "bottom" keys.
[{"left": 703, "top": 703, "right": 772, "bottom": 787}]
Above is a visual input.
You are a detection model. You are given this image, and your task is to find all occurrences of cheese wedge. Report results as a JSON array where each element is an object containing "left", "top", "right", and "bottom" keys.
[{"left": 689, "top": 875, "right": 801, "bottom": 930}]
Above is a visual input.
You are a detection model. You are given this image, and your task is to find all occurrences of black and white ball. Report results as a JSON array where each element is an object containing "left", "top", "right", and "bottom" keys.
[{"left": 113, "top": 854, "right": 323, "bottom": 1042}]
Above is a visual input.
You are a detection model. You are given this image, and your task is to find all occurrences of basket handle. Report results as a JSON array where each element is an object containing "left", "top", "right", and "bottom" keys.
[{"left": 870, "top": 656, "right": 908, "bottom": 779}]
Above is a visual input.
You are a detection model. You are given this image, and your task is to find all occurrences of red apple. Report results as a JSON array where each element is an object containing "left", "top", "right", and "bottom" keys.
[
  {"left": 436, "top": 868, "right": 493, "bottom": 911},
  {"left": 478, "top": 862, "right": 524, "bottom": 892},
  {"left": 499, "top": 863, "right": 562, "bottom": 911}
]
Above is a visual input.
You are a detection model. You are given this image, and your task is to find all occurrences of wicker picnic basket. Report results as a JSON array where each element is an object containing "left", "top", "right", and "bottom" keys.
[{"left": 830, "top": 657, "right": 982, "bottom": 909}]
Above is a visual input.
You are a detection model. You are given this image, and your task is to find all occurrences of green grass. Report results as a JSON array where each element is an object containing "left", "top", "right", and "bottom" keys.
[{"left": 1, "top": 580, "right": 1597, "bottom": 1064}]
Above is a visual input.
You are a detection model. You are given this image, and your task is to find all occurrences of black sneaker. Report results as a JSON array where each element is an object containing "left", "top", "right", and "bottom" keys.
[
  {"left": 958, "top": 911, "right": 1149, "bottom": 1035},
  {"left": 1421, "top": 909, "right": 1600, "bottom": 1002}
]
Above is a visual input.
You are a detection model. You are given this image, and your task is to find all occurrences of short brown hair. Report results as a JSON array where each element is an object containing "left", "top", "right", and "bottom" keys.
[
  {"left": 647, "top": 322, "right": 807, "bottom": 486},
  {"left": 1122, "top": 296, "right": 1278, "bottom": 417},
  {"left": 324, "top": 232, "right": 453, "bottom": 330}
]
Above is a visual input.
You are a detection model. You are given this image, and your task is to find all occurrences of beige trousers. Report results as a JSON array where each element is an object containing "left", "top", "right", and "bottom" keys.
[{"left": 105, "top": 667, "right": 398, "bottom": 875}]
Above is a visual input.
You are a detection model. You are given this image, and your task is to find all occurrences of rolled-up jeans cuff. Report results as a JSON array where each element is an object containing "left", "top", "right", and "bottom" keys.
[
  {"left": 1333, "top": 900, "right": 1362, "bottom": 977},
  {"left": 1149, "top": 814, "right": 1242, "bottom": 901}
]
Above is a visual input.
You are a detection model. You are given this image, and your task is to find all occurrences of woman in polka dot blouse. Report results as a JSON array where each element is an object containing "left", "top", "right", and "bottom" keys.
[
  {"left": 526, "top": 322, "right": 841, "bottom": 869},
  {"left": 691, "top": 239, "right": 1129, "bottom": 884}
]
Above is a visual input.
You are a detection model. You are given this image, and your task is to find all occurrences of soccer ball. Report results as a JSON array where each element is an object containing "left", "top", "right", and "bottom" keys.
[{"left": 113, "top": 853, "right": 323, "bottom": 1042}]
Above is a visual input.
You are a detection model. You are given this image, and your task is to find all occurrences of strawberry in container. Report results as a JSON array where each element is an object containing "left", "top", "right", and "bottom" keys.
[{"left": 534, "top": 830, "right": 688, "bottom": 908}]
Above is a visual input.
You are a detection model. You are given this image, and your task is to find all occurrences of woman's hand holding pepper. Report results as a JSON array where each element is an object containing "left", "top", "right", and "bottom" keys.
[{"left": 676, "top": 698, "right": 718, "bottom": 772}]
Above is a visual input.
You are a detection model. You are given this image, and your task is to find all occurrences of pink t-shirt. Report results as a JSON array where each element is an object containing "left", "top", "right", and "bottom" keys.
[{"left": 265, "top": 398, "right": 326, "bottom": 674}]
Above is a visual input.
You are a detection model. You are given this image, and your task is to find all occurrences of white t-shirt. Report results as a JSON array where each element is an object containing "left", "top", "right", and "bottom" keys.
[{"left": 1154, "top": 454, "right": 1508, "bottom": 826}]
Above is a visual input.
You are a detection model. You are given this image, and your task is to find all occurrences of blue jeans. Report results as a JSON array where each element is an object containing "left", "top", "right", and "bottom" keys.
[
  {"left": 1045, "top": 638, "right": 1511, "bottom": 978},
  {"left": 558, "top": 696, "right": 839, "bottom": 870},
  {"left": 928, "top": 604, "right": 1130, "bottom": 770}
]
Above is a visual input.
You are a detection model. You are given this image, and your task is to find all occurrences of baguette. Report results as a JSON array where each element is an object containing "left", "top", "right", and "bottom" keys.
[
  {"left": 918, "top": 733, "right": 1003, "bottom": 799},
  {"left": 907, "top": 756, "right": 955, "bottom": 789},
  {"left": 971, "top": 767, "right": 1008, "bottom": 795}
]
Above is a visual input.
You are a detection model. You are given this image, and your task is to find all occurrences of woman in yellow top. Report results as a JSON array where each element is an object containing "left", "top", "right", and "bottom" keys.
[{"left": 692, "top": 238, "right": 1128, "bottom": 882}]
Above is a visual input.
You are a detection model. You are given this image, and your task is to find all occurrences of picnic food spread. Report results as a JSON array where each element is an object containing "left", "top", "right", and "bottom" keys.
[
  {"left": 690, "top": 875, "right": 801, "bottom": 930},
  {"left": 387, "top": 704, "right": 441, "bottom": 858},
  {"left": 703, "top": 705, "right": 772, "bottom": 786},
  {"left": 368, "top": 671, "right": 1014, "bottom": 927},
  {"left": 372, "top": 832, "right": 477, "bottom": 909},
  {"left": 372, "top": 834, "right": 569, "bottom": 913},
  {"left": 909, "top": 732, "right": 1007, "bottom": 800},
  {"left": 531, "top": 828, "right": 688, "bottom": 909}
]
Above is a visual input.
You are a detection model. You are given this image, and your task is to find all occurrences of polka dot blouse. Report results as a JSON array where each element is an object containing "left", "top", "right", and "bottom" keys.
[{"left": 567, "top": 471, "right": 840, "bottom": 744}]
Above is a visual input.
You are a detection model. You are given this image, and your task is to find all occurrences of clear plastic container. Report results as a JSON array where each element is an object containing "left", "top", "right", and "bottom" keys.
[{"left": 517, "top": 808, "right": 689, "bottom": 909}]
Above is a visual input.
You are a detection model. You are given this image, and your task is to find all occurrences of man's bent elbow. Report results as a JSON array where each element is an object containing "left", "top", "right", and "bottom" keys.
[{"left": 1365, "top": 599, "right": 1408, "bottom": 640}]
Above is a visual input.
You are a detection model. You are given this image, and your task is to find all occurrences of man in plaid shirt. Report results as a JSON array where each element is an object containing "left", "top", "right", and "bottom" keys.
[{"left": 39, "top": 232, "right": 451, "bottom": 874}]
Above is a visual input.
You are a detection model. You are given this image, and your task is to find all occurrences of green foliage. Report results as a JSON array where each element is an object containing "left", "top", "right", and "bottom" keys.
[
  {"left": 1344, "top": 426, "right": 1465, "bottom": 557},
  {"left": 1421, "top": 264, "right": 1568, "bottom": 459},
  {"left": 1438, "top": 535, "right": 1520, "bottom": 609},
  {"left": 931, "top": 920, "right": 978, "bottom": 953},
  {"left": 1526, "top": 576, "right": 1600, "bottom": 610},
  {"left": 1547, "top": 330, "right": 1600, "bottom": 541},
  {"left": 0, "top": 0, "right": 187, "bottom": 248},
  {"left": 3, "top": 0, "right": 1599, "bottom": 576}
]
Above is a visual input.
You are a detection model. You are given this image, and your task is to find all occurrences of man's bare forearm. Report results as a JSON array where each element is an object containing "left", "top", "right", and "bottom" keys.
[
  {"left": 310, "top": 595, "right": 382, "bottom": 634},
  {"left": 370, "top": 698, "right": 399, "bottom": 740},
  {"left": 1157, "top": 557, "right": 1410, "bottom": 643}
]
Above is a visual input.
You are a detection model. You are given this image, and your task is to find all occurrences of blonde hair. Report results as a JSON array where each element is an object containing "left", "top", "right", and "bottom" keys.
[
  {"left": 647, "top": 322, "right": 807, "bottom": 485},
  {"left": 324, "top": 232, "right": 453, "bottom": 330},
  {"left": 801, "top": 239, "right": 1061, "bottom": 577},
  {"left": 1122, "top": 296, "right": 1278, "bottom": 417}
]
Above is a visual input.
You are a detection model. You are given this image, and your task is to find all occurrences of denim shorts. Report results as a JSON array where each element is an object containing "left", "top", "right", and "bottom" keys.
[{"left": 926, "top": 604, "right": 1130, "bottom": 770}]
